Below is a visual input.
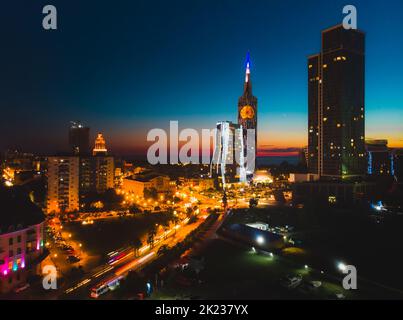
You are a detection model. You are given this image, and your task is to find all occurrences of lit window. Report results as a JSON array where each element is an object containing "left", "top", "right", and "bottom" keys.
[
  {"left": 323, "top": 64, "right": 328, "bottom": 68},
  {"left": 323, "top": 117, "right": 328, "bottom": 122},
  {"left": 308, "top": 64, "right": 313, "bottom": 69},
  {"left": 328, "top": 196, "right": 337, "bottom": 204}
]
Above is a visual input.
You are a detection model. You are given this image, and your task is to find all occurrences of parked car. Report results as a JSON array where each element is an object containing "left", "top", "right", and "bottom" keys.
[
  {"left": 67, "top": 255, "right": 81, "bottom": 263},
  {"left": 280, "top": 274, "right": 303, "bottom": 289}
]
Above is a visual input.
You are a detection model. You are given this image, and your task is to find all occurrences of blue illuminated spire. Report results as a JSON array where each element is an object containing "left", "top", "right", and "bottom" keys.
[
  {"left": 244, "top": 51, "right": 252, "bottom": 94},
  {"left": 245, "top": 51, "right": 251, "bottom": 83}
]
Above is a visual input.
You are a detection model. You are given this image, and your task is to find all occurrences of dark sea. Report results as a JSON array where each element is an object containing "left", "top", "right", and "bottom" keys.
[{"left": 257, "top": 156, "right": 299, "bottom": 166}]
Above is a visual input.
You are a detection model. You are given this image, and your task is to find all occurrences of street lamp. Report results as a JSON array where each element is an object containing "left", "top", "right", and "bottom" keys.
[
  {"left": 256, "top": 235, "right": 265, "bottom": 245},
  {"left": 338, "top": 262, "right": 347, "bottom": 272}
]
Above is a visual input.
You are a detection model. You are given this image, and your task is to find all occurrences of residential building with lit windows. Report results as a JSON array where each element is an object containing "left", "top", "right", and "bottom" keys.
[
  {"left": 47, "top": 156, "right": 80, "bottom": 214},
  {"left": 78, "top": 133, "right": 114, "bottom": 195},
  {"left": 308, "top": 25, "right": 366, "bottom": 180},
  {"left": 79, "top": 156, "right": 114, "bottom": 194},
  {"left": 0, "top": 188, "right": 46, "bottom": 294}
]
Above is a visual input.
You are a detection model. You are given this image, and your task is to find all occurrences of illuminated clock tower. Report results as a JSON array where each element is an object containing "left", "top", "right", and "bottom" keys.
[{"left": 238, "top": 53, "right": 257, "bottom": 174}]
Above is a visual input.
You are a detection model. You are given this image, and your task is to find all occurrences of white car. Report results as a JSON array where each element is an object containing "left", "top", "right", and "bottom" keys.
[
  {"left": 281, "top": 274, "right": 303, "bottom": 288},
  {"left": 310, "top": 281, "right": 322, "bottom": 288}
]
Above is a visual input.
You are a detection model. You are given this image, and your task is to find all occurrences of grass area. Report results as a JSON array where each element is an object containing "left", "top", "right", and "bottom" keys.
[
  {"left": 64, "top": 213, "right": 173, "bottom": 258},
  {"left": 223, "top": 207, "right": 403, "bottom": 297},
  {"left": 155, "top": 239, "right": 354, "bottom": 300}
]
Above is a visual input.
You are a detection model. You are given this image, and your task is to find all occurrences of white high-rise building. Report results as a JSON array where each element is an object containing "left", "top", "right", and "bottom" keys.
[
  {"left": 47, "top": 156, "right": 79, "bottom": 214},
  {"left": 210, "top": 121, "right": 246, "bottom": 188}
]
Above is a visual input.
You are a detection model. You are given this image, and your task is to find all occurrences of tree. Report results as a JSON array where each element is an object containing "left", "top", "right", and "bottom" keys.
[
  {"left": 147, "top": 228, "right": 157, "bottom": 248},
  {"left": 133, "top": 238, "right": 142, "bottom": 257},
  {"left": 157, "top": 245, "right": 170, "bottom": 256},
  {"left": 249, "top": 198, "right": 258, "bottom": 209},
  {"left": 129, "top": 204, "right": 142, "bottom": 215},
  {"left": 186, "top": 207, "right": 193, "bottom": 217},
  {"left": 144, "top": 188, "right": 158, "bottom": 200}
]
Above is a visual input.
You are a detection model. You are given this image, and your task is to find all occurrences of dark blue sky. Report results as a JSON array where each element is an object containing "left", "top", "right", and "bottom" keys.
[{"left": 1, "top": 0, "right": 402, "bottom": 155}]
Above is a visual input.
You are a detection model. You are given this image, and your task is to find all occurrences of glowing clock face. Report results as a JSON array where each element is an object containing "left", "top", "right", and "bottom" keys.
[{"left": 240, "top": 105, "right": 255, "bottom": 119}]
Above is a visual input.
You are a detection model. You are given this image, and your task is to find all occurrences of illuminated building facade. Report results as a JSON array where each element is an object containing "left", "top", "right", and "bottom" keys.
[
  {"left": 0, "top": 189, "right": 46, "bottom": 293},
  {"left": 210, "top": 121, "right": 246, "bottom": 188},
  {"left": 122, "top": 174, "right": 175, "bottom": 197},
  {"left": 69, "top": 121, "right": 90, "bottom": 155},
  {"left": 308, "top": 25, "right": 366, "bottom": 179},
  {"left": 47, "top": 156, "right": 80, "bottom": 213},
  {"left": 365, "top": 139, "right": 394, "bottom": 176},
  {"left": 238, "top": 53, "right": 257, "bottom": 175},
  {"left": 93, "top": 133, "right": 108, "bottom": 156}
]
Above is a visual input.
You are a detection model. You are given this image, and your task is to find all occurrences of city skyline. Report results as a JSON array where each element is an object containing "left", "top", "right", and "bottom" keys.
[
  {"left": 1, "top": 0, "right": 402, "bottom": 157},
  {"left": 2, "top": 1, "right": 403, "bottom": 302}
]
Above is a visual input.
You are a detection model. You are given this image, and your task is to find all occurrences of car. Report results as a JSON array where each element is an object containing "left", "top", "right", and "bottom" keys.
[
  {"left": 335, "top": 293, "right": 346, "bottom": 300},
  {"left": 309, "top": 281, "right": 322, "bottom": 288},
  {"left": 280, "top": 274, "right": 303, "bottom": 289},
  {"left": 67, "top": 255, "right": 81, "bottom": 263},
  {"left": 14, "top": 283, "right": 30, "bottom": 293}
]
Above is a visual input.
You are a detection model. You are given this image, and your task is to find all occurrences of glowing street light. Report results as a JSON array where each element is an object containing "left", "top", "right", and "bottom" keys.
[
  {"left": 256, "top": 235, "right": 265, "bottom": 245},
  {"left": 338, "top": 262, "right": 347, "bottom": 272}
]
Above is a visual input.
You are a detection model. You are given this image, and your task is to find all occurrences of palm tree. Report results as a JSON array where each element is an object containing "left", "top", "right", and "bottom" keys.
[
  {"left": 147, "top": 228, "right": 157, "bottom": 248},
  {"left": 133, "top": 238, "right": 142, "bottom": 257}
]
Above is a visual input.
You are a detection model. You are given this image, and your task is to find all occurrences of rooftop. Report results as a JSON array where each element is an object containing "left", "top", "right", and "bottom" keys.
[{"left": 0, "top": 187, "right": 45, "bottom": 235}]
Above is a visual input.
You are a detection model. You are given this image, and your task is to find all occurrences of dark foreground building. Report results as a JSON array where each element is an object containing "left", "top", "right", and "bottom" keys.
[
  {"left": 69, "top": 121, "right": 90, "bottom": 155},
  {"left": 219, "top": 223, "right": 285, "bottom": 251}
]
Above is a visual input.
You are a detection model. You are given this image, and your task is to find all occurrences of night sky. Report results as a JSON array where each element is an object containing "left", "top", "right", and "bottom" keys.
[{"left": 1, "top": 0, "right": 402, "bottom": 156}]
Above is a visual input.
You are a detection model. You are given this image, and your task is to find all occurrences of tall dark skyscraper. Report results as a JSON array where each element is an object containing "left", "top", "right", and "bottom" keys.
[
  {"left": 238, "top": 53, "right": 258, "bottom": 174},
  {"left": 69, "top": 121, "right": 90, "bottom": 155},
  {"left": 308, "top": 25, "right": 366, "bottom": 180}
]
